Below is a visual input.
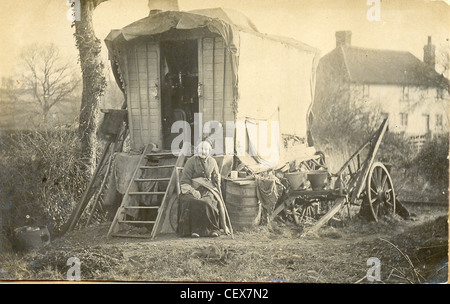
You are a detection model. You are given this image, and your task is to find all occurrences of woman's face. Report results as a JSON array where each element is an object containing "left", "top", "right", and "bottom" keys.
[{"left": 197, "top": 142, "right": 211, "bottom": 159}]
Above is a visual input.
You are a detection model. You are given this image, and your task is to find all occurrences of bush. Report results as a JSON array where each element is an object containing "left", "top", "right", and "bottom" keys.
[
  {"left": 378, "top": 132, "right": 417, "bottom": 169},
  {"left": 413, "top": 135, "right": 449, "bottom": 189},
  {"left": 0, "top": 128, "right": 89, "bottom": 237}
]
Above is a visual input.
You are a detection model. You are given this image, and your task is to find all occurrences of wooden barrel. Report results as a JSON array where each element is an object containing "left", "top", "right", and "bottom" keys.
[{"left": 224, "top": 179, "right": 261, "bottom": 230}]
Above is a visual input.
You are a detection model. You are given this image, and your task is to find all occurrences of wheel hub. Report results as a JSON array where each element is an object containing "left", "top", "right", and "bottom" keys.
[{"left": 376, "top": 188, "right": 386, "bottom": 201}]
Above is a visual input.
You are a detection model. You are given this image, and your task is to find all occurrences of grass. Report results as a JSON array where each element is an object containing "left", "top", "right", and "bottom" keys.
[{"left": 0, "top": 203, "right": 447, "bottom": 283}]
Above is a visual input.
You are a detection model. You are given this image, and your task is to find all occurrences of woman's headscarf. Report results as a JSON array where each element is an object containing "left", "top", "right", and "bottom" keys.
[{"left": 196, "top": 141, "right": 212, "bottom": 159}]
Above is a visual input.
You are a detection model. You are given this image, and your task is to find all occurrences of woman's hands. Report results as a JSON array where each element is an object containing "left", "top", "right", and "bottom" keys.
[
  {"left": 192, "top": 190, "right": 202, "bottom": 199},
  {"left": 181, "top": 183, "right": 201, "bottom": 199}
]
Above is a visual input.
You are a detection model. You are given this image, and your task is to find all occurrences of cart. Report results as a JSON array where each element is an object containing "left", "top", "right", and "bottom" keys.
[{"left": 272, "top": 118, "right": 396, "bottom": 235}]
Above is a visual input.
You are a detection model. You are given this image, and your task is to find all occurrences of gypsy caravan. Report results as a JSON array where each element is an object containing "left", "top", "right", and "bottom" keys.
[{"left": 72, "top": 7, "right": 322, "bottom": 238}]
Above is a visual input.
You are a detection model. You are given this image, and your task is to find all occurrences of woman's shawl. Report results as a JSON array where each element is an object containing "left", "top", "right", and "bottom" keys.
[{"left": 191, "top": 177, "right": 230, "bottom": 232}]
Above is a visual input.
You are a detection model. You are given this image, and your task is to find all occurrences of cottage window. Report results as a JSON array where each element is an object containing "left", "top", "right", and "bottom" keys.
[
  {"left": 402, "top": 86, "right": 409, "bottom": 100},
  {"left": 363, "top": 84, "right": 370, "bottom": 97},
  {"left": 423, "top": 114, "right": 430, "bottom": 132},
  {"left": 436, "top": 88, "right": 444, "bottom": 100},
  {"left": 400, "top": 113, "right": 408, "bottom": 126},
  {"left": 436, "top": 114, "right": 443, "bottom": 127}
]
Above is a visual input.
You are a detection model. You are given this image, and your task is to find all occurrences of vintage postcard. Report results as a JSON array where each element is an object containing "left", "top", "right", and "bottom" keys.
[{"left": 0, "top": 0, "right": 448, "bottom": 291}]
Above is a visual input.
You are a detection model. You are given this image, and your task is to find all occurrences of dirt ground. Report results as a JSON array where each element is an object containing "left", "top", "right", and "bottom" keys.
[{"left": 0, "top": 203, "right": 447, "bottom": 283}]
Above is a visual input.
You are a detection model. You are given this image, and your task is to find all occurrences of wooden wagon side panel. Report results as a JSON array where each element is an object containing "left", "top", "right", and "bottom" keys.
[
  {"left": 199, "top": 37, "right": 234, "bottom": 126},
  {"left": 126, "top": 41, "right": 162, "bottom": 150}
]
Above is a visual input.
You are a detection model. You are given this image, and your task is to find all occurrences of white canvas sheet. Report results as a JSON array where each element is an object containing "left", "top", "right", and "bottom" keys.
[{"left": 235, "top": 32, "right": 318, "bottom": 169}]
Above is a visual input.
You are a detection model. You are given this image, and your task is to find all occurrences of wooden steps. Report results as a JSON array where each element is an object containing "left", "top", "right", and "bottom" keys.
[
  {"left": 128, "top": 192, "right": 166, "bottom": 195},
  {"left": 107, "top": 145, "right": 188, "bottom": 239}
]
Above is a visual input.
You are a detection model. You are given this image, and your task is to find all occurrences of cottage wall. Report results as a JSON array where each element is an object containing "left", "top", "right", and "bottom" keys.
[{"left": 351, "top": 84, "right": 449, "bottom": 136}]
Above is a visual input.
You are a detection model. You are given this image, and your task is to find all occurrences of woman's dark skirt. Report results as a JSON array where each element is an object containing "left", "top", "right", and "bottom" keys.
[{"left": 177, "top": 187, "right": 221, "bottom": 237}]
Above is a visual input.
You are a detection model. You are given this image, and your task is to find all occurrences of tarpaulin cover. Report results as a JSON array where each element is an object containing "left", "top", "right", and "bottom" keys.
[{"left": 105, "top": 9, "right": 251, "bottom": 58}]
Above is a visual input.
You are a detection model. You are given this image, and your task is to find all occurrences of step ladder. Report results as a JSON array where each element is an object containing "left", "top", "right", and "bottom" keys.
[{"left": 107, "top": 144, "right": 188, "bottom": 239}]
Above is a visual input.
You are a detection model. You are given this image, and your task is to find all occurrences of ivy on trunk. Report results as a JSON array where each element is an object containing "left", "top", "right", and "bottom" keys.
[{"left": 73, "top": 0, "right": 108, "bottom": 169}]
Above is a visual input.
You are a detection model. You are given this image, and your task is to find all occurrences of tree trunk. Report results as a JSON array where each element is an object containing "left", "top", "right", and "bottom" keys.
[{"left": 74, "top": 0, "right": 107, "bottom": 170}]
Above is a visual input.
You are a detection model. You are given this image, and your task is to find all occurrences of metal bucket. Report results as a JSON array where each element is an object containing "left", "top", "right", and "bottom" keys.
[
  {"left": 14, "top": 226, "right": 50, "bottom": 251},
  {"left": 285, "top": 171, "right": 307, "bottom": 190},
  {"left": 307, "top": 170, "right": 328, "bottom": 190}
]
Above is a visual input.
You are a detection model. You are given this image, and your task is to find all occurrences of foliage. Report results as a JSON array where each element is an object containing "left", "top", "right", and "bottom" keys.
[
  {"left": 377, "top": 131, "right": 417, "bottom": 169},
  {"left": 413, "top": 135, "right": 449, "bottom": 189},
  {"left": 311, "top": 78, "right": 386, "bottom": 171},
  {"left": 0, "top": 127, "right": 89, "bottom": 237}
]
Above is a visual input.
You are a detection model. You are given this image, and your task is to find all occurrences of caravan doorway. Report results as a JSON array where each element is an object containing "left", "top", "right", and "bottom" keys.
[{"left": 160, "top": 40, "right": 199, "bottom": 150}]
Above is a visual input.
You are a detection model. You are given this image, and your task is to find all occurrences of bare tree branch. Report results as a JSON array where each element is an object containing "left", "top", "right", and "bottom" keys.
[{"left": 14, "top": 43, "right": 81, "bottom": 126}]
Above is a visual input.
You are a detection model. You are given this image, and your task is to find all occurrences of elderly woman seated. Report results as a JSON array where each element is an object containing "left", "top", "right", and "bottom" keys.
[{"left": 177, "top": 141, "right": 231, "bottom": 238}]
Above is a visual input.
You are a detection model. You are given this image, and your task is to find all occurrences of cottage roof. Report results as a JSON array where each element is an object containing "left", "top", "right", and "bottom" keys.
[{"left": 320, "top": 45, "right": 447, "bottom": 88}]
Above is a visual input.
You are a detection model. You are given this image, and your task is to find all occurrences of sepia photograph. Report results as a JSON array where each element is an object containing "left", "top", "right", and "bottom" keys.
[{"left": 0, "top": 0, "right": 448, "bottom": 289}]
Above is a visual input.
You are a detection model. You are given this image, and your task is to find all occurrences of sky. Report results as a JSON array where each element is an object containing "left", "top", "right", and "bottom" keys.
[{"left": 0, "top": 0, "right": 449, "bottom": 79}]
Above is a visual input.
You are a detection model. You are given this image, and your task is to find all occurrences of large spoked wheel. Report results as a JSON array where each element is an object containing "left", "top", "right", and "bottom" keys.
[{"left": 366, "top": 162, "right": 396, "bottom": 222}]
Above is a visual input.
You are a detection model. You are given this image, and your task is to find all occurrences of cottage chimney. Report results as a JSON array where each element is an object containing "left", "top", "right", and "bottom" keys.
[
  {"left": 335, "top": 31, "right": 352, "bottom": 48},
  {"left": 423, "top": 36, "right": 436, "bottom": 70},
  {"left": 148, "top": 0, "right": 179, "bottom": 15}
]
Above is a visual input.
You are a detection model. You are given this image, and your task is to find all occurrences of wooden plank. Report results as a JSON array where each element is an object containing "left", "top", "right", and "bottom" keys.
[
  {"left": 270, "top": 197, "right": 295, "bottom": 221},
  {"left": 140, "top": 165, "right": 175, "bottom": 169},
  {"left": 124, "top": 206, "right": 160, "bottom": 209},
  {"left": 301, "top": 197, "right": 347, "bottom": 237},
  {"left": 351, "top": 118, "right": 389, "bottom": 202},
  {"left": 134, "top": 44, "right": 144, "bottom": 147},
  {"left": 129, "top": 192, "right": 166, "bottom": 195},
  {"left": 222, "top": 42, "right": 227, "bottom": 124},
  {"left": 64, "top": 141, "right": 113, "bottom": 233},
  {"left": 198, "top": 38, "right": 204, "bottom": 112},
  {"left": 85, "top": 152, "right": 114, "bottom": 227},
  {"left": 213, "top": 37, "right": 224, "bottom": 123},
  {"left": 202, "top": 37, "right": 215, "bottom": 123},
  {"left": 146, "top": 43, "right": 157, "bottom": 146},
  {"left": 124, "top": 54, "right": 137, "bottom": 150},
  {"left": 153, "top": 43, "right": 162, "bottom": 148},
  {"left": 111, "top": 233, "right": 152, "bottom": 239},
  {"left": 135, "top": 178, "right": 171, "bottom": 182},
  {"left": 119, "top": 220, "right": 156, "bottom": 224}
]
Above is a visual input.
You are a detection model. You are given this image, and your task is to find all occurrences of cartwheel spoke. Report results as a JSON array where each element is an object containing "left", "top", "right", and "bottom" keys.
[
  {"left": 381, "top": 174, "right": 388, "bottom": 191},
  {"left": 371, "top": 175, "right": 377, "bottom": 188},
  {"left": 370, "top": 187, "right": 377, "bottom": 195},
  {"left": 384, "top": 200, "right": 394, "bottom": 206},
  {"left": 373, "top": 204, "right": 379, "bottom": 216},
  {"left": 377, "top": 167, "right": 383, "bottom": 186}
]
